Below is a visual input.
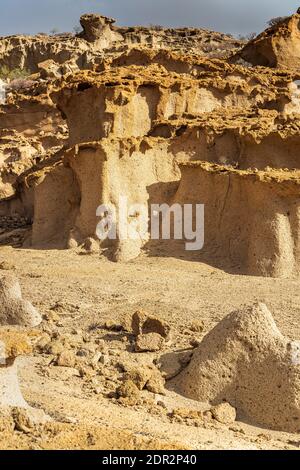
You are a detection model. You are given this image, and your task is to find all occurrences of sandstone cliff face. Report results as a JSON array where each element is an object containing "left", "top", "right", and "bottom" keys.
[
  {"left": 0, "top": 82, "right": 67, "bottom": 203},
  {"left": 237, "top": 13, "right": 300, "bottom": 71},
  {"left": 174, "top": 162, "right": 300, "bottom": 277},
  {"left": 0, "top": 14, "right": 243, "bottom": 74},
  {"left": 1, "top": 14, "right": 300, "bottom": 277}
]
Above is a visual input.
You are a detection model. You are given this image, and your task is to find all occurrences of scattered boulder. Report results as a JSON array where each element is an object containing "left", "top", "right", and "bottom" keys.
[
  {"left": 135, "top": 333, "right": 164, "bottom": 352},
  {"left": 124, "top": 366, "right": 165, "bottom": 395},
  {"left": 132, "top": 310, "right": 171, "bottom": 340},
  {"left": 116, "top": 380, "right": 141, "bottom": 405},
  {"left": 56, "top": 350, "right": 76, "bottom": 368},
  {"left": 211, "top": 403, "right": 236, "bottom": 425},
  {"left": 176, "top": 303, "right": 300, "bottom": 432},
  {"left": 145, "top": 370, "right": 166, "bottom": 395},
  {"left": 124, "top": 367, "right": 152, "bottom": 390},
  {"left": 11, "top": 406, "right": 50, "bottom": 433},
  {"left": 83, "top": 237, "right": 99, "bottom": 254},
  {"left": 132, "top": 311, "right": 171, "bottom": 353},
  {"left": 0, "top": 275, "right": 42, "bottom": 327}
]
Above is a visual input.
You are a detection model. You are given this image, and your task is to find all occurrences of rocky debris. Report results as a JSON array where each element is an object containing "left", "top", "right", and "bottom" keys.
[
  {"left": 0, "top": 216, "right": 30, "bottom": 232},
  {"left": 132, "top": 310, "right": 171, "bottom": 340},
  {"left": 0, "top": 327, "right": 32, "bottom": 408},
  {"left": 171, "top": 407, "right": 203, "bottom": 423},
  {"left": 11, "top": 406, "right": 50, "bottom": 433},
  {"left": 82, "top": 237, "right": 100, "bottom": 254},
  {"left": 131, "top": 311, "right": 171, "bottom": 352},
  {"left": 55, "top": 350, "right": 76, "bottom": 368},
  {"left": 236, "top": 10, "right": 300, "bottom": 71},
  {"left": 123, "top": 367, "right": 152, "bottom": 390},
  {"left": 176, "top": 303, "right": 300, "bottom": 432},
  {"left": 0, "top": 407, "right": 14, "bottom": 432},
  {"left": 135, "top": 333, "right": 165, "bottom": 353},
  {"left": 38, "top": 59, "right": 78, "bottom": 79},
  {"left": 124, "top": 366, "right": 166, "bottom": 395},
  {"left": 145, "top": 371, "right": 166, "bottom": 395},
  {"left": 44, "top": 339, "right": 65, "bottom": 355},
  {"left": 211, "top": 403, "right": 236, "bottom": 425},
  {"left": 116, "top": 380, "right": 141, "bottom": 405},
  {"left": 0, "top": 275, "right": 41, "bottom": 327}
]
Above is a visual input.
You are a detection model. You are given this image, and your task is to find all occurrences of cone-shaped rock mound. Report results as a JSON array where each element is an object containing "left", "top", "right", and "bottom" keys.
[{"left": 175, "top": 303, "right": 300, "bottom": 432}]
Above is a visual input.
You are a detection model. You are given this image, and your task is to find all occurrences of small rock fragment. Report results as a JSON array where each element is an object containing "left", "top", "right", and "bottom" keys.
[
  {"left": 46, "top": 340, "right": 65, "bottom": 356},
  {"left": 11, "top": 407, "right": 50, "bottom": 433},
  {"left": 116, "top": 380, "right": 141, "bottom": 405},
  {"left": 56, "top": 350, "right": 76, "bottom": 368},
  {"left": 211, "top": 403, "right": 237, "bottom": 425},
  {"left": 83, "top": 237, "right": 99, "bottom": 254},
  {"left": 145, "top": 370, "right": 166, "bottom": 395},
  {"left": 124, "top": 367, "right": 152, "bottom": 390},
  {"left": 135, "top": 333, "right": 164, "bottom": 352},
  {"left": 132, "top": 310, "right": 171, "bottom": 340}
]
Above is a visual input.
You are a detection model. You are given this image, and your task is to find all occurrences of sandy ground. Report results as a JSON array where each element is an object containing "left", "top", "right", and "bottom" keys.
[{"left": 1, "top": 244, "right": 300, "bottom": 450}]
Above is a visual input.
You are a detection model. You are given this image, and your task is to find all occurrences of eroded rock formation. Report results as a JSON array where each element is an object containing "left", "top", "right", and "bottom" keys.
[
  {"left": 0, "top": 13, "right": 300, "bottom": 277},
  {"left": 236, "top": 12, "right": 300, "bottom": 71},
  {"left": 175, "top": 303, "right": 300, "bottom": 432},
  {"left": 0, "top": 14, "right": 242, "bottom": 74}
]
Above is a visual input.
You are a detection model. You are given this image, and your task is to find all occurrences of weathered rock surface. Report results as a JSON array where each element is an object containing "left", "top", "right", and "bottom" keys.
[
  {"left": 0, "top": 14, "right": 242, "bottom": 74},
  {"left": 1, "top": 15, "right": 300, "bottom": 278},
  {"left": 176, "top": 303, "right": 300, "bottom": 432},
  {"left": 0, "top": 327, "right": 32, "bottom": 408},
  {"left": 236, "top": 13, "right": 300, "bottom": 71}
]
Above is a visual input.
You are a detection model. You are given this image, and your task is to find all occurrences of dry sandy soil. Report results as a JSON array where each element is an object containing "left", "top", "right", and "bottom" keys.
[{"left": 1, "top": 244, "right": 300, "bottom": 450}]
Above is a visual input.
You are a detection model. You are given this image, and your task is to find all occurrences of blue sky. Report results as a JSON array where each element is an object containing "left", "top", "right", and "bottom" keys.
[{"left": 0, "top": 0, "right": 299, "bottom": 36}]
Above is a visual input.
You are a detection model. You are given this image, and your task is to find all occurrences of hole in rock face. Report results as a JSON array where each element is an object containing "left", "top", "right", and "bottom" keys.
[
  {"left": 77, "top": 82, "right": 92, "bottom": 92},
  {"left": 104, "top": 82, "right": 119, "bottom": 87},
  {"left": 176, "top": 125, "right": 188, "bottom": 136}
]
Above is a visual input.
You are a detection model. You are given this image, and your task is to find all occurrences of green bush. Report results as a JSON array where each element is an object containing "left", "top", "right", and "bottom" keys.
[{"left": 0, "top": 66, "right": 31, "bottom": 80}]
